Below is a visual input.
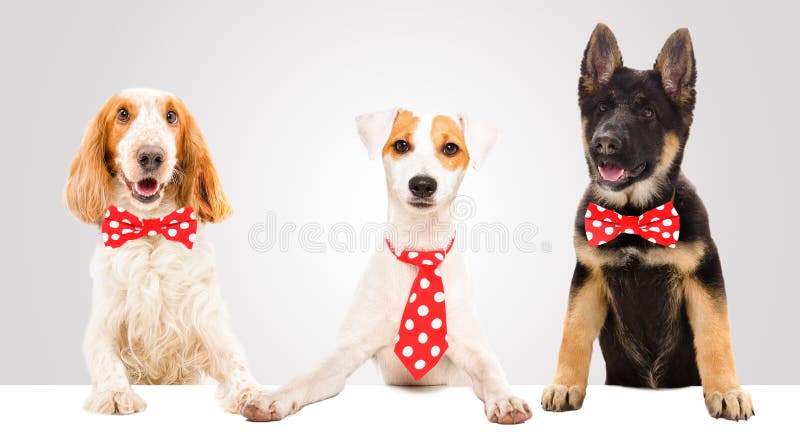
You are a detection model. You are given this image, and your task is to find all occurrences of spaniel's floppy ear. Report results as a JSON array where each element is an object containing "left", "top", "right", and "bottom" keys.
[
  {"left": 458, "top": 114, "right": 497, "bottom": 171},
  {"left": 64, "top": 101, "right": 115, "bottom": 223},
  {"left": 355, "top": 107, "right": 400, "bottom": 160},
  {"left": 176, "top": 103, "right": 232, "bottom": 223}
]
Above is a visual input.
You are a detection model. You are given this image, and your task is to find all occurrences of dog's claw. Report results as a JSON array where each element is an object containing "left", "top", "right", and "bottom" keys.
[
  {"left": 704, "top": 388, "right": 754, "bottom": 421},
  {"left": 541, "top": 384, "right": 585, "bottom": 412},
  {"left": 485, "top": 396, "right": 531, "bottom": 425}
]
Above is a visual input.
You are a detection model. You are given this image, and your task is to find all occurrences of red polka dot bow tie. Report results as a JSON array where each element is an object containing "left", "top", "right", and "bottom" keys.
[
  {"left": 101, "top": 205, "right": 198, "bottom": 250},
  {"left": 387, "top": 237, "right": 455, "bottom": 381},
  {"left": 584, "top": 202, "right": 680, "bottom": 248}
]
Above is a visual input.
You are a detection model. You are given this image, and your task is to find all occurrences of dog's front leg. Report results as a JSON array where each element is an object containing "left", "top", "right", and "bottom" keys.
[
  {"left": 200, "top": 303, "right": 262, "bottom": 414},
  {"left": 443, "top": 275, "right": 531, "bottom": 424},
  {"left": 445, "top": 337, "right": 532, "bottom": 424},
  {"left": 541, "top": 263, "right": 608, "bottom": 412},
  {"left": 683, "top": 271, "right": 753, "bottom": 421},
  {"left": 242, "top": 335, "right": 384, "bottom": 422},
  {"left": 83, "top": 317, "right": 146, "bottom": 414}
]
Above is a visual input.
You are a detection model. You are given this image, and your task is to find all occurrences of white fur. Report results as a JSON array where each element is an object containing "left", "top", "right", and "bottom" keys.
[
  {"left": 458, "top": 114, "right": 497, "bottom": 171},
  {"left": 115, "top": 88, "right": 178, "bottom": 207},
  {"left": 356, "top": 107, "right": 400, "bottom": 160},
  {"left": 79, "top": 89, "right": 261, "bottom": 415},
  {"left": 244, "top": 109, "right": 530, "bottom": 424}
]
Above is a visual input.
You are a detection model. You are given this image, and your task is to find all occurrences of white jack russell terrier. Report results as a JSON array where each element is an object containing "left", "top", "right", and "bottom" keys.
[{"left": 242, "top": 108, "right": 531, "bottom": 424}]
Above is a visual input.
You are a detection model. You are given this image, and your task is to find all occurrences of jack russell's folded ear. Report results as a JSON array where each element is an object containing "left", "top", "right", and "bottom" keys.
[
  {"left": 458, "top": 114, "right": 497, "bottom": 171},
  {"left": 355, "top": 107, "right": 401, "bottom": 160}
]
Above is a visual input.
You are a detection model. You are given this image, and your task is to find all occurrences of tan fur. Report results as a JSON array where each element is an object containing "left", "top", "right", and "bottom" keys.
[
  {"left": 381, "top": 110, "right": 419, "bottom": 159},
  {"left": 572, "top": 230, "right": 705, "bottom": 387},
  {"left": 173, "top": 98, "right": 233, "bottom": 223},
  {"left": 580, "top": 117, "right": 590, "bottom": 156},
  {"left": 683, "top": 276, "right": 753, "bottom": 419},
  {"left": 542, "top": 268, "right": 608, "bottom": 411},
  {"left": 581, "top": 23, "right": 623, "bottom": 96},
  {"left": 655, "top": 28, "right": 695, "bottom": 110},
  {"left": 72, "top": 89, "right": 259, "bottom": 415},
  {"left": 64, "top": 97, "right": 135, "bottom": 223},
  {"left": 244, "top": 108, "right": 527, "bottom": 424},
  {"left": 575, "top": 231, "right": 705, "bottom": 273},
  {"left": 553, "top": 270, "right": 609, "bottom": 388},
  {"left": 683, "top": 278, "right": 737, "bottom": 392},
  {"left": 431, "top": 115, "right": 470, "bottom": 171},
  {"left": 587, "top": 132, "right": 682, "bottom": 208}
]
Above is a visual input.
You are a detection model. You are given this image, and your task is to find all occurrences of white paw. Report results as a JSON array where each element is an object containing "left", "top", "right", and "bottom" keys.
[
  {"left": 241, "top": 390, "right": 299, "bottom": 422},
  {"left": 218, "top": 383, "right": 264, "bottom": 414},
  {"left": 84, "top": 387, "right": 146, "bottom": 415},
  {"left": 485, "top": 395, "right": 532, "bottom": 424},
  {"left": 705, "top": 387, "right": 754, "bottom": 421},
  {"left": 541, "top": 383, "right": 585, "bottom": 412}
]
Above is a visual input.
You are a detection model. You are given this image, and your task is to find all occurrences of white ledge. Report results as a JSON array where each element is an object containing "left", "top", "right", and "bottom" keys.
[{"left": 0, "top": 385, "right": 790, "bottom": 445}]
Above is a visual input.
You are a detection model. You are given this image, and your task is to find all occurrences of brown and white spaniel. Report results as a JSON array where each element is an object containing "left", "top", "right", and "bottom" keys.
[{"left": 64, "top": 88, "right": 261, "bottom": 414}]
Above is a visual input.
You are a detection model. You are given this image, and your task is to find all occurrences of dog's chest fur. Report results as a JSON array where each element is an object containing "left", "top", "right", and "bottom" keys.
[
  {"left": 91, "top": 229, "right": 216, "bottom": 385},
  {"left": 597, "top": 246, "right": 700, "bottom": 388}
]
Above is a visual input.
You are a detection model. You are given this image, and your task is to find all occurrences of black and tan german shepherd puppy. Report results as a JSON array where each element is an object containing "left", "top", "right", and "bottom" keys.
[{"left": 541, "top": 24, "right": 753, "bottom": 421}]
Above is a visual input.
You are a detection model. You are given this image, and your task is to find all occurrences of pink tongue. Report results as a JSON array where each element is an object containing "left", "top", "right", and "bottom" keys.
[
  {"left": 599, "top": 164, "right": 625, "bottom": 181},
  {"left": 136, "top": 179, "right": 159, "bottom": 195}
]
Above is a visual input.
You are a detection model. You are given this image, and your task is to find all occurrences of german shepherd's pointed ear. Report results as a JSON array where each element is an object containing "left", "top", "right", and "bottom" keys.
[
  {"left": 580, "top": 23, "right": 623, "bottom": 97},
  {"left": 175, "top": 100, "right": 232, "bottom": 223},
  {"left": 64, "top": 100, "right": 115, "bottom": 224},
  {"left": 654, "top": 28, "right": 696, "bottom": 108}
]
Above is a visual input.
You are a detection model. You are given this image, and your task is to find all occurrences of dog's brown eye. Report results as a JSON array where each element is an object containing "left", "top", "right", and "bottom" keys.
[
  {"left": 443, "top": 142, "right": 459, "bottom": 156},
  {"left": 166, "top": 110, "right": 178, "bottom": 124},
  {"left": 598, "top": 102, "right": 610, "bottom": 112},
  {"left": 117, "top": 108, "right": 130, "bottom": 123},
  {"left": 641, "top": 106, "right": 655, "bottom": 119},
  {"left": 394, "top": 140, "right": 410, "bottom": 154}
]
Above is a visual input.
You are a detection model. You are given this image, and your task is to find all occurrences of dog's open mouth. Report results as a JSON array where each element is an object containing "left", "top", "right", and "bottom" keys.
[
  {"left": 409, "top": 200, "right": 435, "bottom": 209},
  {"left": 125, "top": 177, "right": 162, "bottom": 203},
  {"left": 597, "top": 162, "right": 647, "bottom": 184}
]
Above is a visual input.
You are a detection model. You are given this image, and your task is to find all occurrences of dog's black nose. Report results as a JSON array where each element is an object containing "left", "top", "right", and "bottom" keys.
[
  {"left": 409, "top": 176, "right": 437, "bottom": 198},
  {"left": 137, "top": 146, "right": 165, "bottom": 171},
  {"left": 592, "top": 134, "right": 622, "bottom": 155}
]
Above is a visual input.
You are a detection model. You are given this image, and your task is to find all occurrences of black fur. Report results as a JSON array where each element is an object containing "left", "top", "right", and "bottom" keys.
[{"left": 572, "top": 25, "right": 725, "bottom": 388}]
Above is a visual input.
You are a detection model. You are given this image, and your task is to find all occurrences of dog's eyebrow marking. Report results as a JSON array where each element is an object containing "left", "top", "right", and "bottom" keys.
[
  {"left": 382, "top": 110, "right": 420, "bottom": 159},
  {"left": 431, "top": 115, "right": 469, "bottom": 171}
]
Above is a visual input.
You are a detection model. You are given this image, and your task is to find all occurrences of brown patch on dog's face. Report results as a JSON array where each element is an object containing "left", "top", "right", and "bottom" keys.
[
  {"left": 106, "top": 97, "right": 138, "bottom": 162},
  {"left": 578, "top": 25, "right": 696, "bottom": 209},
  {"left": 382, "top": 110, "right": 420, "bottom": 159},
  {"left": 64, "top": 94, "right": 139, "bottom": 223},
  {"left": 655, "top": 132, "right": 681, "bottom": 174},
  {"left": 431, "top": 115, "right": 469, "bottom": 171},
  {"left": 580, "top": 116, "right": 590, "bottom": 155},
  {"left": 586, "top": 129, "right": 685, "bottom": 209}
]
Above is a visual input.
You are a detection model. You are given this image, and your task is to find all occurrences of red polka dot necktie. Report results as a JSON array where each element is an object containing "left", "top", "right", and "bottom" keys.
[
  {"left": 387, "top": 237, "right": 454, "bottom": 381},
  {"left": 584, "top": 201, "right": 680, "bottom": 248},
  {"left": 101, "top": 205, "right": 198, "bottom": 250}
]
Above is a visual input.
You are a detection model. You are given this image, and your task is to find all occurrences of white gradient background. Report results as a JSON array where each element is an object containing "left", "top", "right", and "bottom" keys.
[{"left": 0, "top": 0, "right": 797, "bottom": 384}]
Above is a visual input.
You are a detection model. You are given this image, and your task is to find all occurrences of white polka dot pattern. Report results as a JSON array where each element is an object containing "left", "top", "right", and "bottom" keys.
[
  {"left": 583, "top": 201, "right": 680, "bottom": 248},
  {"left": 100, "top": 205, "right": 198, "bottom": 250},
  {"left": 388, "top": 237, "right": 453, "bottom": 381}
]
